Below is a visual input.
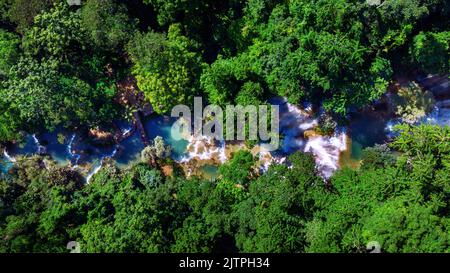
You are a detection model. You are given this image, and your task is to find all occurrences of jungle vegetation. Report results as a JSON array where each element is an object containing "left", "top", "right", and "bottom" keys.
[{"left": 0, "top": 0, "right": 449, "bottom": 253}]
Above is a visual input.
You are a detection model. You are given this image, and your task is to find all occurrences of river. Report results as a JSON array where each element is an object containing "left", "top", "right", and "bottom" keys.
[{"left": 1, "top": 75, "right": 449, "bottom": 180}]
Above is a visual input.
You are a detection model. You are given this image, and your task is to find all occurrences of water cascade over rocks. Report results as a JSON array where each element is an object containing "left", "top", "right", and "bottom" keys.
[
  {"left": 268, "top": 97, "right": 347, "bottom": 178},
  {"left": 3, "top": 150, "right": 16, "bottom": 163},
  {"left": 178, "top": 97, "right": 348, "bottom": 178},
  {"left": 1, "top": 75, "right": 448, "bottom": 180}
]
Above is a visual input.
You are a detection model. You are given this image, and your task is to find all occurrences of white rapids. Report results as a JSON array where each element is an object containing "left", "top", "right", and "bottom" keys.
[
  {"left": 3, "top": 150, "right": 16, "bottom": 163},
  {"left": 385, "top": 98, "right": 450, "bottom": 136},
  {"left": 274, "top": 97, "right": 347, "bottom": 178},
  {"left": 179, "top": 135, "right": 228, "bottom": 164},
  {"left": 178, "top": 97, "right": 349, "bottom": 179},
  {"left": 86, "top": 147, "right": 118, "bottom": 184}
]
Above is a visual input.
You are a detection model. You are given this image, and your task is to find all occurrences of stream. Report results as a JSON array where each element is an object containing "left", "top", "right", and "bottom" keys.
[{"left": 1, "top": 75, "right": 449, "bottom": 180}]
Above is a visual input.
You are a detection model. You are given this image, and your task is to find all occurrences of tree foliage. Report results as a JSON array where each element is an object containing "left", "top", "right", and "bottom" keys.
[
  {"left": 6, "top": 0, "right": 55, "bottom": 33},
  {"left": 128, "top": 24, "right": 204, "bottom": 114},
  {"left": 0, "top": 0, "right": 449, "bottom": 254},
  {"left": 2, "top": 57, "right": 117, "bottom": 132},
  {"left": 81, "top": 0, "right": 137, "bottom": 51},
  {"left": 0, "top": 29, "right": 20, "bottom": 76},
  {"left": 409, "top": 31, "right": 450, "bottom": 74},
  {"left": 306, "top": 124, "right": 450, "bottom": 253},
  {"left": 22, "top": 2, "right": 85, "bottom": 60},
  {"left": 0, "top": 156, "right": 83, "bottom": 252}
]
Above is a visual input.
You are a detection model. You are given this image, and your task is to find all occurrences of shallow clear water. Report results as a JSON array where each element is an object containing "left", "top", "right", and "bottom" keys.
[
  {"left": 1, "top": 96, "right": 449, "bottom": 179},
  {"left": 347, "top": 112, "right": 390, "bottom": 159},
  {"left": 0, "top": 115, "right": 189, "bottom": 176},
  {"left": 143, "top": 116, "right": 189, "bottom": 160},
  {"left": 0, "top": 158, "right": 13, "bottom": 174},
  {"left": 200, "top": 164, "right": 220, "bottom": 180}
]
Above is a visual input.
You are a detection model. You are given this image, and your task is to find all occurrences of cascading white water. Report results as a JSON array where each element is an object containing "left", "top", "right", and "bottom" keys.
[
  {"left": 279, "top": 101, "right": 317, "bottom": 153},
  {"left": 2, "top": 79, "right": 446, "bottom": 179},
  {"left": 86, "top": 146, "right": 118, "bottom": 183},
  {"left": 85, "top": 163, "right": 102, "bottom": 183},
  {"left": 423, "top": 101, "right": 450, "bottom": 127},
  {"left": 122, "top": 127, "right": 132, "bottom": 136},
  {"left": 218, "top": 140, "right": 227, "bottom": 163},
  {"left": 3, "top": 150, "right": 16, "bottom": 163},
  {"left": 67, "top": 134, "right": 82, "bottom": 168},
  {"left": 32, "top": 134, "right": 45, "bottom": 154},
  {"left": 67, "top": 134, "right": 75, "bottom": 153},
  {"left": 179, "top": 135, "right": 228, "bottom": 164},
  {"left": 109, "top": 147, "right": 118, "bottom": 158},
  {"left": 258, "top": 151, "right": 286, "bottom": 172},
  {"left": 178, "top": 98, "right": 349, "bottom": 178},
  {"left": 303, "top": 130, "right": 347, "bottom": 178},
  {"left": 275, "top": 99, "right": 348, "bottom": 178},
  {"left": 69, "top": 128, "right": 126, "bottom": 182}
]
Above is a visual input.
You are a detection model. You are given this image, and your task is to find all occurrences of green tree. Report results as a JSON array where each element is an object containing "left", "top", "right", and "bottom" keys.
[
  {"left": 6, "top": 0, "right": 54, "bottom": 33},
  {"left": 201, "top": 0, "right": 394, "bottom": 115},
  {"left": 234, "top": 152, "right": 322, "bottom": 252},
  {"left": 127, "top": 24, "right": 204, "bottom": 114},
  {"left": 0, "top": 102, "right": 20, "bottom": 142},
  {"left": 200, "top": 54, "right": 261, "bottom": 106},
  {"left": 143, "top": 0, "right": 245, "bottom": 58},
  {"left": 0, "top": 29, "right": 21, "bottom": 141},
  {"left": 3, "top": 57, "right": 117, "bottom": 131},
  {"left": 219, "top": 150, "right": 255, "bottom": 186},
  {"left": 362, "top": 199, "right": 448, "bottom": 253},
  {"left": 306, "top": 124, "right": 450, "bottom": 253},
  {"left": 409, "top": 31, "right": 450, "bottom": 74},
  {"left": 0, "top": 156, "right": 84, "bottom": 252},
  {"left": 81, "top": 0, "right": 136, "bottom": 51},
  {"left": 0, "top": 29, "right": 20, "bottom": 76},
  {"left": 78, "top": 164, "right": 183, "bottom": 252},
  {"left": 360, "top": 144, "right": 396, "bottom": 170},
  {"left": 172, "top": 177, "right": 244, "bottom": 253},
  {"left": 22, "top": 2, "right": 86, "bottom": 60}
]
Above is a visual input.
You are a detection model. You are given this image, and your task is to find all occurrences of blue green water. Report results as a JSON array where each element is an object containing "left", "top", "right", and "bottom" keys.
[
  {"left": 200, "top": 165, "right": 220, "bottom": 180},
  {"left": 143, "top": 116, "right": 189, "bottom": 160},
  {"left": 2, "top": 99, "right": 447, "bottom": 177},
  {"left": 0, "top": 115, "right": 189, "bottom": 174},
  {"left": 0, "top": 158, "right": 13, "bottom": 174},
  {"left": 347, "top": 112, "right": 390, "bottom": 159}
]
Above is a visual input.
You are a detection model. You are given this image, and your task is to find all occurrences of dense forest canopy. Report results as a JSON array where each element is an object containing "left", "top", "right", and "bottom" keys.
[{"left": 0, "top": 0, "right": 449, "bottom": 253}]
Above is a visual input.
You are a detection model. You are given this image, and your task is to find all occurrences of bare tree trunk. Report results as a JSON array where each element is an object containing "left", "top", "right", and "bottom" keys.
[{"left": 133, "top": 111, "right": 150, "bottom": 146}]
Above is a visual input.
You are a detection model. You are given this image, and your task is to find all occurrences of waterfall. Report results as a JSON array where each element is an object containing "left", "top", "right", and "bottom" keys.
[
  {"left": 303, "top": 130, "right": 347, "bottom": 179},
  {"left": 179, "top": 135, "right": 228, "bottom": 164},
  {"left": 67, "top": 134, "right": 76, "bottom": 154},
  {"left": 178, "top": 97, "right": 350, "bottom": 178},
  {"left": 67, "top": 134, "right": 81, "bottom": 167},
  {"left": 122, "top": 127, "right": 132, "bottom": 136},
  {"left": 258, "top": 151, "right": 286, "bottom": 172},
  {"left": 86, "top": 146, "right": 118, "bottom": 184},
  {"left": 3, "top": 150, "right": 16, "bottom": 163},
  {"left": 423, "top": 104, "right": 450, "bottom": 127},
  {"left": 86, "top": 163, "right": 102, "bottom": 183},
  {"left": 218, "top": 140, "right": 227, "bottom": 163},
  {"left": 32, "top": 134, "right": 45, "bottom": 154},
  {"left": 277, "top": 99, "right": 348, "bottom": 178}
]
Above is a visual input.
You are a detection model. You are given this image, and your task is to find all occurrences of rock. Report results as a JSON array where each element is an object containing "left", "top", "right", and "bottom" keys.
[
  {"left": 304, "top": 129, "right": 320, "bottom": 138},
  {"left": 416, "top": 74, "right": 450, "bottom": 100},
  {"left": 161, "top": 165, "right": 173, "bottom": 177},
  {"left": 141, "top": 103, "right": 153, "bottom": 116},
  {"left": 89, "top": 128, "right": 114, "bottom": 145}
]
